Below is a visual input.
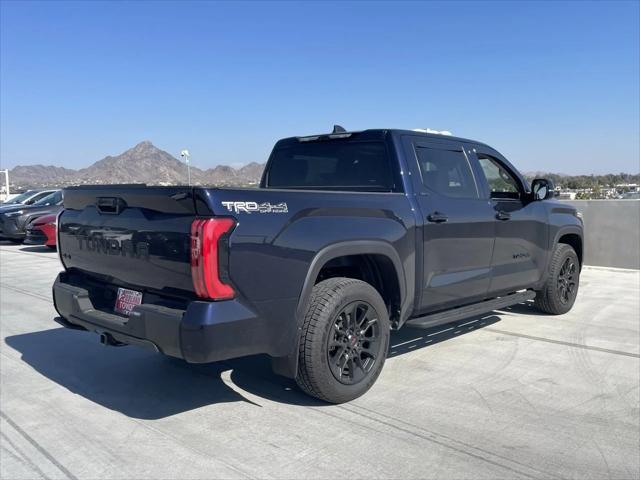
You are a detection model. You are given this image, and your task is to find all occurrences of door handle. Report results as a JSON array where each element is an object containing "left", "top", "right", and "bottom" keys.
[
  {"left": 427, "top": 212, "right": 448, "bottom": 223},
  {"left": 496, "top": 211, "right": 511, "bottom": 221}
]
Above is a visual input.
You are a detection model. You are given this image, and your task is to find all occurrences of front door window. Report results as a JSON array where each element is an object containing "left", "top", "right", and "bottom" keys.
[{"left": 477, "top": 154, "right": 521, "bottom": 200}]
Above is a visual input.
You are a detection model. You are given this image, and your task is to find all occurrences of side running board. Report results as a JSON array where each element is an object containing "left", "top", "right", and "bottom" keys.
[{"left": 405, "top": 290, "right": 536, "bottom": 330}]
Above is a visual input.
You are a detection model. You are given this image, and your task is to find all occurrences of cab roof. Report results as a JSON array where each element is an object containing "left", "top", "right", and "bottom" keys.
[{"left": 276, "top": 128, "right": 491, "bottom": 149}]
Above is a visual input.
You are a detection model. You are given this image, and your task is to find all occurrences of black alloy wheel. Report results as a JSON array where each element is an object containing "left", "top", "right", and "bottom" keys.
[
  {"left": 296, "top": 277, "right": 390, "bottom": 403},
  {"left": 327, "top": 301, "right": 383, "bottom": 385},
  {"left": 534, "top": 243, "right": 580, "bottom": 315},
  {"left": 557, "top": 257, "right": 578, "bottom": 304}
]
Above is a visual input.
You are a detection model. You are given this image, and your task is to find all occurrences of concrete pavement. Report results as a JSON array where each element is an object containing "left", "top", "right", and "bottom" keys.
[{"left": 1, "top": 242, "right": 638, "bottom": 479}]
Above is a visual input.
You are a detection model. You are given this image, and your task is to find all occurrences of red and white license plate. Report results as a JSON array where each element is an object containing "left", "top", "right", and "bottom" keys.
[{"left": 114, "top": 287, "right": 143, "bottom": 316}]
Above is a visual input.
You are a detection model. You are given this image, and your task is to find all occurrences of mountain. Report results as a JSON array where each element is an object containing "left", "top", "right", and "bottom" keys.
[
  {"left": 76, "top": 140, "right": 204, "bottom": 185},
  {"left": 7, "top": 141, "right": 265, "bottom": 188},
  {"left": 238, "top": 162, "right": 265, "bottom": 180},
  {"left": 8, "top": 165, "right": 77, "bottom": 185}
]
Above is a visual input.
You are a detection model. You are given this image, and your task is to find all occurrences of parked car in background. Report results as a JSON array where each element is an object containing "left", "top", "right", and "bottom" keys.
[
  {"left": 0, "top": 189, "right": 58, "bottom": 211},
  {"left": 24, "top": 213, "right": 57, "bottom": 249},
  {"left": 0, "top": 190, "right": 62, "bottom": 243}
]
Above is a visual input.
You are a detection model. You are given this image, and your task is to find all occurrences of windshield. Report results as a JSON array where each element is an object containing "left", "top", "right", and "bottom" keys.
[
  {"left": 33, "top": 190, "right": 62, "bottom": 206},
  {"left": 265, "top": 140, "right": 394, "bottom": 191},
  {"left": 2, "top": 190, "right": 35, "bottom": 204}
]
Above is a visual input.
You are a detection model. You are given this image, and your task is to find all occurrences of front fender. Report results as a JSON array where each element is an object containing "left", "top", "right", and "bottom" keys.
[
  {"left": 544, "top": 201, "right": 584, "bottom": 273},
  {"left": 551, "top": 224, "right": 584, "bottom": 266}
]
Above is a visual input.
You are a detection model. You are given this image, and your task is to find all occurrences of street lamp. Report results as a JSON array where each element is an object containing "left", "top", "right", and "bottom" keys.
[
  {"left": 180, "top": 150, "right": 191, "bottom": 186},
  {"left": 0, "top": 169, "right": 9, "bottom": 200}
]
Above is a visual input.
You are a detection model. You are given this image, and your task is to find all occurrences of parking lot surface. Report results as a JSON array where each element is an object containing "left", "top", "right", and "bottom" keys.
[{"left": 1, "top": 242, "right": 639, "bottom": 479}]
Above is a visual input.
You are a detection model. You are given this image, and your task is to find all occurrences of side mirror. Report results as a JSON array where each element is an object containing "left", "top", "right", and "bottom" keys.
[
  {"left": 24, "top": 199, "right": 34, "bottom": 205},
  {"left": 531, "top": 178, "right": 555, "bottom": 201}
]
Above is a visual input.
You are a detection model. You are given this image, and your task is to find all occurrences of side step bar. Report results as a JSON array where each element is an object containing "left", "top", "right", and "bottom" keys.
[{"left": 405, "top": 290, "right": 536, "bottom": 330}]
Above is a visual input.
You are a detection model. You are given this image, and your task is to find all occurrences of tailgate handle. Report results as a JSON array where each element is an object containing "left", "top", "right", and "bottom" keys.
[{"left": 96, "top": 197, "right": 125, "bottom": 215}]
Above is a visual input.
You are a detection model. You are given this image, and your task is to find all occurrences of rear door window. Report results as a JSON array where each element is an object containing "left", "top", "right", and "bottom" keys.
[
  {"left": 30, "top": 191, "right": 54, "bottom": 203},
  {"left": 415, "top": 146, "right": 478, "bottom": 199},
  {"left": 34, "top": 190, "right": 62, "bottom": 206}
]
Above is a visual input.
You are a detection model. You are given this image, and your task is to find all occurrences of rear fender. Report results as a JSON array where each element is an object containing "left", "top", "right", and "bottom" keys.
[{"left": 272, "top": 240, "right": 407, "bottom": 378}]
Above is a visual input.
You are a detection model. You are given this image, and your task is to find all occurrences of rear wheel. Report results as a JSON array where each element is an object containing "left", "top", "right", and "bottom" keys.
[
  {"left": 296, "top": 277, "right": 390, "bottom": 403},
  {"left": 535, "top": 243, "right": 580, "bottom": 314}
]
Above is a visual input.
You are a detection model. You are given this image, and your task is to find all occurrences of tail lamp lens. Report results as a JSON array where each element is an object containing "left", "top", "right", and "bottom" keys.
[{"left": 190, "top": 218, "right": 235, "bottom": 300}]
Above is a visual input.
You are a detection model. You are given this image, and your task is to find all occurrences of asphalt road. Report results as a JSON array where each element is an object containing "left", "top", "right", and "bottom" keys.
[{"left": 1, "top": 242, "right": 639, "bottom": 479}]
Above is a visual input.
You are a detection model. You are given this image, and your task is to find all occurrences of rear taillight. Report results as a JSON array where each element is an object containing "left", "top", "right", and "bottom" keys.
[{"left": 190, "top": 218, "right": 236, "bottom": 300}]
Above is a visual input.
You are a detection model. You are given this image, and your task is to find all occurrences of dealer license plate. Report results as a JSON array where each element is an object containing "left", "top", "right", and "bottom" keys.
[{"left": 114, "top": 287, "right": 143, "bottom": 316}]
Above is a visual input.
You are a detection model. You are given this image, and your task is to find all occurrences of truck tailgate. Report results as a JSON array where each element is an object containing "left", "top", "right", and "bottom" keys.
[{"left": 59, "top": 186, "right": 198, "bottom": 301}]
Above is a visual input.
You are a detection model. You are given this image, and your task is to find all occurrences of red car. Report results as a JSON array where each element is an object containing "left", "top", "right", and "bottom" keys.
[{"left": 24, "top": 213, "right": 57, "bottom": 249}]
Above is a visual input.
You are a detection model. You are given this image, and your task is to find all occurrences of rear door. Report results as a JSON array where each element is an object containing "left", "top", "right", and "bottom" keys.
[
  {"left": 471, "top": 147, "right": 549, "bottom": 294},
  {"left": 403, "top": 136, "right": 496, "bottom": 313}
]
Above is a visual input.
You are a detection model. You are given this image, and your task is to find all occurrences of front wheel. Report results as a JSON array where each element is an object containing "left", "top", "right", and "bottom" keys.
[
  {"left": 535, "top": 243, "right": 580, "bottom": 314},
  {"left": 296, "top": 277, "right": 390, "bottom": 403}
]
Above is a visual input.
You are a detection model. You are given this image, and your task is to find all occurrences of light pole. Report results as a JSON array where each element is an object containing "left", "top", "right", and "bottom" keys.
[
  {"left": 180, "top": 150, "right": 191, "bottom": 186},
  {"left": 0, "top": 169, "right": 9, "bottom": 200}
]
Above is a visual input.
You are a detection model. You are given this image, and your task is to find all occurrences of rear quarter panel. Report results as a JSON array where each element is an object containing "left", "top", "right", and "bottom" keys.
[{"left": 206, "top": 188, "right": 416, "bottom": 356}]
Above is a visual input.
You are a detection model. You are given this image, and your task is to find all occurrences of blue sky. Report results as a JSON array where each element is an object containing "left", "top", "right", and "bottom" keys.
[{"left": 1, "top": 1, "right": 638, "bottom": 174}]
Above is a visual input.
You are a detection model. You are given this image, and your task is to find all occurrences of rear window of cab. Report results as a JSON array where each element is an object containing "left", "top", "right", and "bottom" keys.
[{"left": 265, "top": 140, "right": 395, "bottom": 192}]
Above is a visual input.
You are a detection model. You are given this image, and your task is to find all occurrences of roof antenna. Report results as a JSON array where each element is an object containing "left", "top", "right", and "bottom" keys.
[{"left": 332, "top": 125, "right": 347, "bottom": 134}]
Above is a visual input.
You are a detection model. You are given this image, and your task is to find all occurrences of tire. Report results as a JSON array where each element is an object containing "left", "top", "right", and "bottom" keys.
[
  {"left": 296, "top": 277, "right": 390, "bottom": 403},
  {"left": 535, "top": 243, "right": 580, "bottom": 315}
]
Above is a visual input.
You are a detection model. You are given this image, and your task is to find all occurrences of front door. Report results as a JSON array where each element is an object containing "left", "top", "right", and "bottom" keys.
[
  {"left": 404, "top": 137, "right": 496, "bottom": 314},
  {"left": 472, "top": 148, "right": 549, "bottom": 294}
]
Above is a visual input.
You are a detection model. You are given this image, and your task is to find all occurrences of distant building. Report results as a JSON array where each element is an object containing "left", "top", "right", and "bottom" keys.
[
  {"left": 621, "top": 192, "right": 640, "bottom": 199},
  {"left": 616, "top": 183, "right": 638, "bottom": 192},
  {"left": 557, "top": 191, "right": 577, "bottom": 200}
]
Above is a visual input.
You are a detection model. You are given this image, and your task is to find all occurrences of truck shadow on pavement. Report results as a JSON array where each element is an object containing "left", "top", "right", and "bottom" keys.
[
  {"left": 19, "top": 245, "right": 55, "bottom": 253},
  {"left": 496, "top": 300, "right": 548, "bottom": 317},
  {"left": 5, "top": 313, "right": 502, "bottom": 418},
  {"left": 386, "top": 314, "right": 501, "bottom": 358},
  {"left": 0, "top": 241, "right": 56, "bottom": 253}
]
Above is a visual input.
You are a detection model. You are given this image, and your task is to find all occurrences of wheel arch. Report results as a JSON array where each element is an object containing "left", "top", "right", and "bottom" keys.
[
  {"left": 296, "top": 241, "right": 406, "bottom": 323},
  {"left": 272, "top": 240, "right": 407, "bottom": 378},
  {"left": 554, "top": 226, "right": 583, "bottom": 268}
]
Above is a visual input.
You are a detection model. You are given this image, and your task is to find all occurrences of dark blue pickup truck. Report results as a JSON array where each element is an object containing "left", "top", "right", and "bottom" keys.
[{"left": 53, "top": 128, "right": 583, "bottom": 403}]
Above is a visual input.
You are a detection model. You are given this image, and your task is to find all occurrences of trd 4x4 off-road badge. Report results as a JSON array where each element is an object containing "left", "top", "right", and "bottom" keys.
[{"left": 221, "top": 201, "right": 288, "bottom": 214}]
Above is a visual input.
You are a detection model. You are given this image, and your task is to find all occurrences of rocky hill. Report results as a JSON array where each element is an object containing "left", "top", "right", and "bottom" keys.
[
  {"left": 9, "top": 165, "right": 78, "bottom": 186},
  {"left": 8, "top": 141, "right": 265, "bottom": 188}
]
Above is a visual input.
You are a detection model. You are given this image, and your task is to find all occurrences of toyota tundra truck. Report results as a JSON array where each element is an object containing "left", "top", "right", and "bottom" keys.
[{"left": 52, "top": 128, "right": 583, "bottom": 403}]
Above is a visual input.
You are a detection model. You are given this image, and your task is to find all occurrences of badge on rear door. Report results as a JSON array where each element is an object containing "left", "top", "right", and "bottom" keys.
[
  {"left": 114, "top": 287, "right": 143, "bottom": 316},
  {"left": 221, "top": 201, "right": 288, "bottom": 214}
]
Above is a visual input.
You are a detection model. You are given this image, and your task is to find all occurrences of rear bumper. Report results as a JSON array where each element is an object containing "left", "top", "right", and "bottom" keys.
[{"left": 52, "top": 272, "right": 267, "bottom": 363}]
